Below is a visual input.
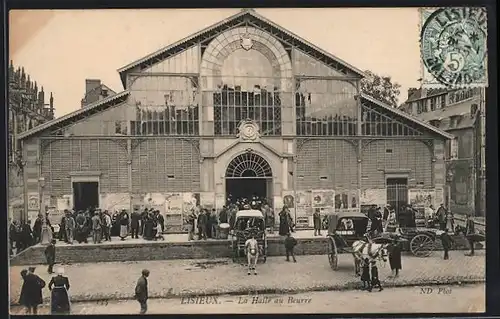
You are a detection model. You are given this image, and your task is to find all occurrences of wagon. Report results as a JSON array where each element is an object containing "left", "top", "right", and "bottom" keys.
[
  {"left": 326, "top": 211, "right": 370, "bottom": 270},
  {"left": 230, "top": 209, "right": 267, "bottom": 263},
  {"left": 391, "top": 227, "right": 441, "bottom": 257}
]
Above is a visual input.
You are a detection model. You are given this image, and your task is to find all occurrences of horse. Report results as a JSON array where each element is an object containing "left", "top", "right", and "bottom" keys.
[
  {"left": 351, "top": 240, "right": 390, "bottom": 277},
  {"left": 245, "top": 237, "right": 260, "bottom": 275}
]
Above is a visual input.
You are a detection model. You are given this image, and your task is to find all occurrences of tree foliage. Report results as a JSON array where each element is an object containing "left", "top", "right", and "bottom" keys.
[{"left": 360, "top": 70, "right": 401, "bottom": 107}]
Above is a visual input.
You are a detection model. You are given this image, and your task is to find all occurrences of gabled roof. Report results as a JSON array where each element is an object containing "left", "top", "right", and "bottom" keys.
[
  {"left": 18, "top": 90, "right": 130, "bottom": 141},
  {"left": 361, "top": 93, "right": 454, "bottom": 140},
  {"left": 117, "top": 9, "right": 365, "bottom": 88}
]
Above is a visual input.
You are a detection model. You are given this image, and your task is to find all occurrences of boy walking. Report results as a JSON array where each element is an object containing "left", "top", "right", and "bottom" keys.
[
  {"left": 44, "top": 239, "right": 56, "bottom": 274},
  {"left": 360, "top": 258, "right": 371, "bottom": 291},
  {"left": 284, "top": 233, "right": 297, "bottom": 262},
  {"left": 440, "top": 228, "right": 454, "bottom": 260}
]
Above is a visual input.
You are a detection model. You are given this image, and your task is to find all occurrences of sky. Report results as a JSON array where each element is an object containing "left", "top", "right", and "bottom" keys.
[{"left": 10, "top": 8, "right": 421, "bottom": 118}]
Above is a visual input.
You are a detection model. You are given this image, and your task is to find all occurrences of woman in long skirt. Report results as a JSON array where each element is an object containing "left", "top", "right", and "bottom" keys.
[
  {"left": 49, "top": 267, "right": 71, "bottom": 315},
  {"left": 388, "top": 239, "right": 402, "bottom": 277}
]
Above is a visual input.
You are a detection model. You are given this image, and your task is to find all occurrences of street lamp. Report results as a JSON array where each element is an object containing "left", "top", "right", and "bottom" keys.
[
  {"left": 39, "top": 177, "right": 53, "bottom": 245},
  {"left": 445, "top": 168, "right": 454, "bottom": 210}
]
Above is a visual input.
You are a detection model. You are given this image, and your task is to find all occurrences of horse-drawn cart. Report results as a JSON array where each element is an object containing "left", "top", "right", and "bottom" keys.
[
  {"left": 230, "top": 209, "right": 267, "bottom": 263},
  {"left": 326, "top": 211, "right": 370, "bottom": 270}
]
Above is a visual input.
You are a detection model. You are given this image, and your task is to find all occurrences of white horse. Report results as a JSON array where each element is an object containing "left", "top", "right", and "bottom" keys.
[
  {"left": 245, "top": 237, "right": 260, "bottom": 275},
  {"left": 351, "top": 240, "right": 390, "bottom": 276}
]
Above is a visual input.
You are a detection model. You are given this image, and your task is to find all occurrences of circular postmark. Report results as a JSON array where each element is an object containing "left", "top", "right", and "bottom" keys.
[{"left": 421, "top": 7, "right": 488, "bottom": 87}]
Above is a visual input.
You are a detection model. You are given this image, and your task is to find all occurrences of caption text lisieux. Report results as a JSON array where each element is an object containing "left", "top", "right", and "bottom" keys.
[{"left": 180, "top": 295, "right": 312, "bottom": 305}]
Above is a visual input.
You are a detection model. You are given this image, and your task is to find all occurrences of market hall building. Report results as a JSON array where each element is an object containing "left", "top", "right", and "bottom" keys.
[{"left": 17, "top": 9, "right": 453, "bottom": 230}]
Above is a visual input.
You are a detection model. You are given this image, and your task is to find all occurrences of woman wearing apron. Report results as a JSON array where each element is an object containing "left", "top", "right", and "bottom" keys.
[{"left": 48, "top": 267, "right": 71, "bottom": 315}]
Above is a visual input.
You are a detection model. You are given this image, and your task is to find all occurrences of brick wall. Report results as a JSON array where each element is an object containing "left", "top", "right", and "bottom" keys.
[
  {"left": 362, "top": 140, "right": 432, "bottom": 189},
  {"left": 296, "top": 139, "right": 358, "bottom": 189},
  {"left": 41, "top": 139, "right": 129, "bottom": 196},
  {"left": 131, "top": 139, "right": 200, "bottom": 192}
]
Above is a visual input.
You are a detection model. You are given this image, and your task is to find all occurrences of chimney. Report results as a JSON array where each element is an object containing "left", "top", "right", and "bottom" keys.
[
  {"left": 85, "top": 79, "right": 101, "bottom": 93},
  {"left": 82, "top": 79, "right": 102, "bottom": 107}
]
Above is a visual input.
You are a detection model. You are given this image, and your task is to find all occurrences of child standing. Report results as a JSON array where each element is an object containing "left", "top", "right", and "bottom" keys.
[
  {"left": 284, "top": 233, "right": 297, "bottom": 262},
  {"left": 369, "top": 260, "right": 383, "bottom": 292},
  {"left": 360, "top": 258, "right": 371, "bottom": 291},
  {"left": 44, "top": 239, "right": 56, "bottom": 274}
]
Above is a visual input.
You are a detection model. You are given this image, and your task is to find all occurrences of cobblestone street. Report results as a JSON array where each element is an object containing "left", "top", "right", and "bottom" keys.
[
  {"left": 10, "top": 251, "right": 484, "bottom": 305},
  {"left": 10, "top": 284, "right": 485, "bottom": 314}
]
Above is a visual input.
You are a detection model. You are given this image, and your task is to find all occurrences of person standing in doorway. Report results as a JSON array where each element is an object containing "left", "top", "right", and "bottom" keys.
[
  {"left": 313, "top": 208, "right": 322, "bottom": 236},
  {"left": 135, "top": 269, "right": 150, "bottom": 314},
  {"left": 440, "top": 228, "right": 454, "bottom": 260},
  {"left": 45, "top": 239, "right": 57, "bottom": 274},
  {"left": 130, "top": 209, "right": 141, "bottom": 239}
]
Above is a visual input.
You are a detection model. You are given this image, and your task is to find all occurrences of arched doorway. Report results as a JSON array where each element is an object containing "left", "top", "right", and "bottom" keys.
[{"left": 225, "top": 152, "right": 273, "bottom": 205}]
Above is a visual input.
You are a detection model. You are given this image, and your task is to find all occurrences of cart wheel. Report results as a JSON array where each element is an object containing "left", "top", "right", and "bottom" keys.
[
  {"left": 328, "top": 236, "right": 339, "bottom": 270},
  {"left": 410, "top": 234, "right": 434, "bottom": 257}
]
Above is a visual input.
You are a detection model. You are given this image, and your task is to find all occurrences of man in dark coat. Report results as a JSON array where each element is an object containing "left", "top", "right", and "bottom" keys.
[
  {"left": 389, "top": 239, "right": 402, "bottom": 277},
  {"left": 21, "top": 267, "right": 46, "bottom": 314},
  {"left": 440, "top": 228, "right": 454, "bottom": 260},
  {"left": 219, "top": 206, "right": 228, "bottom": 224},
  {"left": 284, "top": 232, "right": 297, "bottom": 262},
  {"left": 313, "top": 208, "right": 322, "bottom": 236},
  {"left": 139, "top": 209, "right": 148, "bottom": 236},
  {"left": 135, "top": 269, "right": 150, "bottom": 314},
  {"left": 45, "top": 239, "right": 57, "bottom": 274},
  {"left": 435, "top": 204, "right": 447, "bottom": 231},
  {"left": 19, "top": 221, "right": 33, "bottom": 251},
  {"left": 197, "top": 209, "right": 208, "bottom": 240},
  {"left": 130, "top": 210, "right": 141, "bottom": 239},
  {"left": 278, "top": 207, "right": 290, "bottom": 236},
  {"left": 75, "top": 211, "right": 88, "bottom": 243},
  {"left": 33, "top": 215, "right": 43, "bottom": 244},
  {"left": 9, "top": 219, "right": 18, "bottom": 255},
  {"left": 464, "top": 214, "right": 476, "bottom": 256}
]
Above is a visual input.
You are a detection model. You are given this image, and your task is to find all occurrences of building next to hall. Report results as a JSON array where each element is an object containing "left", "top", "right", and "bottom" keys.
[
  {"left": 8, "top": 61, "right": 55, "bottom": 219},
  {"left": 400, "top": 87, "right": 486, "bottom": 216},
  {"left": 16, "top": 9, "right": 454, "bottom": 230}
]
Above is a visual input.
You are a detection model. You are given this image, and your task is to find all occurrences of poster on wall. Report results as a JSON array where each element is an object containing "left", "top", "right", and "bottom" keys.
[
  {"left": 200, "top": 192, "right": 215, "bottom": 210},
  {"left": 360, "top": 189, "right": 387, "bottom": 206},
  {"left": 57, "top": 198, "right": 71, "bottom": 211},
  {"left": 215, "top": 194, "right": 225, "bottom": 210},
  {"left": 27, "top": 193, "right": 39, "bottom": 211},
  {"left": 47, "top": 206, "right": 64, "bottom": 225},
  {"left": 335, "top": 189, "right": 360, "bottom": 213},
  {"left": 311, "top": 190, "right": 335, "bottom": 209},
  {"left": 165, "top": 193, "right": 183, "bottom": 214},
  {"left": 435, "top": 188, "right": 444, "bottom": 207},
  {"left": 144, "top": 193, "right": 166, "bottom": 215},
  {"left": 409, "top": 189, "right": 435, "bottom": 208},
  {"left": 282, "top": 191, "right": 295, "bottom": 209},
  {"left": 102, "top": 193, "right": 131, "bottom": 212}
]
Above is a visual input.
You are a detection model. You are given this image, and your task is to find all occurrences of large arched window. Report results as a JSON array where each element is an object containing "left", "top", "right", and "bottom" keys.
[{"left": 201, "top": 27, "right": 293, "bottom": 136}]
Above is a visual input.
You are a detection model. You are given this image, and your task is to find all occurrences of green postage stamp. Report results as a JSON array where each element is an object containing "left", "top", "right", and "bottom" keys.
[{"left": 420, "top": 7, "right": 488, "bottom": 88}]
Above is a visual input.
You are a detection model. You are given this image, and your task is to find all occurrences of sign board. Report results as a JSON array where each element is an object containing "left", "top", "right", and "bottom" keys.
[
  {"left": 409, "top": 189, "right": 435, "bottom": 208},
  {"left": 360, "top": 189, "right": 387, "bottom": 206},
  {"left": 311, "top": 190, "right": 335, "bottom": 208},
  {"left": 335, "top": 189, "right": 360, "bottom": 213},
  {"left": 47, "top": 206, "right": 64, "bottom": 225},
  {"left": 27, "top": 193, "right": 39, "bottom": 211}
]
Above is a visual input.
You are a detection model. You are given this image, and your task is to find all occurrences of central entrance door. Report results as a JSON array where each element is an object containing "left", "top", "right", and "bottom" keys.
[{"left": 225, "top": 152, "right": 273, "bottom": 206}]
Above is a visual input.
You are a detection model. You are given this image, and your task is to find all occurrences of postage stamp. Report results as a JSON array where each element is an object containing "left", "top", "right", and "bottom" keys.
[
  {"left": 9, "top": 7, "right": 487, "bottom": 315},
  {"left": 419, "top": 7, "right": 488, "bottom": 88}
]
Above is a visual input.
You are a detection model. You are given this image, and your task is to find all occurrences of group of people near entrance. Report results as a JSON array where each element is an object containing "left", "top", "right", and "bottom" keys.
[
  {"left": 9, "top": 214, "right": 55, "bottom": 256},
  {"left": 18, "top": 263, "right": 71, "bottom": 315},
  {"left": 57, "top": 207, "right": 165, "bottom": 244}
]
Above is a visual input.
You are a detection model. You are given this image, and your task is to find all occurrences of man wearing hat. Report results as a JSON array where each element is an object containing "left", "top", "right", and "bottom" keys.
[
  {"left": 135, "top": 269, "right": 150, "bottom": 314},
  {"left": 44, "top": 239, "right": 57, "bottom": 274}
]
